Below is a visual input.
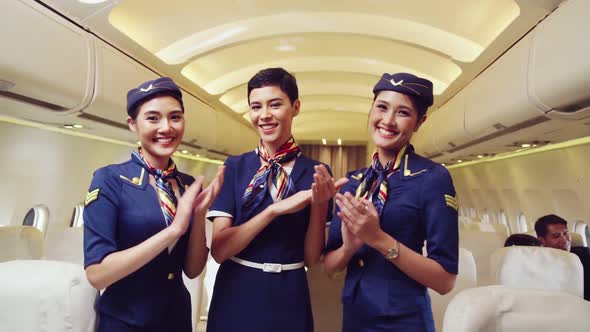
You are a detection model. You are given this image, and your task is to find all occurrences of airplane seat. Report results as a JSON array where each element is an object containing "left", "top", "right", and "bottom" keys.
[
  {"left": 459, "top": 206, "right": 465, "bottom": 217},
  {"left": 489, "top": 246, "right": 583, "bottom": 297},
  {"left": 442, "top": 285, "right": 590, "bottom": 332},
  {"left": 70, "top": 204, "right": 84, "bottom": 228},
  {"left": 481, "top": 209, "right": 491, "bottom": 224},
  {"left": 45, "top": 227, "right": 84, "bottom": 265},
  {"left": 0, "top": 260, "right": 97, "bottom": 332},
  {"left": 571, "top": 221, "right": 589, "bottom": 247},
  {"left": 429, "top": 247, "right": 477, "bottom": 332},
  {"left": 0, "top": 225, "right": 44, "bottom": 262},
  {"left": 469, "top": 208, "right": 477, "bottom": 218},
  {"left": 459, "top": 229, "right": 507, "bottom": 286},
  {"left": 497, "top": 211, "right": 511, "bottom": 234},
  {"left": 458, "top": 216, "right": 472, "bottom": 225},
  {"left": 516, "top": 212, "right": 528, "bottom": 233},
  {"left": 22, "top": 204, "right": 50, "bottom": 237},
  {"left": 570, "top": 232, "right": 585, "bottom": 248}
]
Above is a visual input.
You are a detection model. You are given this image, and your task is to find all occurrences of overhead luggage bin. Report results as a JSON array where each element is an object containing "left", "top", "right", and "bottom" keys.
[
  {"left": 431, "top": 89, "right": 472, "bottom": 153},
  {"left": 528, "top": 0, "right": 590, "bottom": 120},
  {"left": 0, "top": 0, "right": 93, "bottom": 116},
  {"left": 463, "top": 33, "right": 547, "bottom": 141}
]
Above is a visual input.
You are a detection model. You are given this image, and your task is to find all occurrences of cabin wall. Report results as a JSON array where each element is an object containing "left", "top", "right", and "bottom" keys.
[
  {"left": 0, "top": 120, "right": 220, "bottom": 241},
  {"left": 449, "top": 143, "right": 590, "bottom": 232}
]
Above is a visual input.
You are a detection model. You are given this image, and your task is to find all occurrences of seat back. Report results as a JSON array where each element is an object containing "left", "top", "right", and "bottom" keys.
[
  {"left": 459, "top": 229, "right": 506, "bottom": 285},
  {"left": 70, "top": 204, "right": 84, "bottom": 228},
  {"left": 442, "top": 285, "right": 590, "bottom": 332},
  {"left": 429, "top": 248, "right": 477, "bottom": 332},
  {"left": 45, "top": 227, "right": 84, "bottom": 265},
  {"left": 570, "top": 231, "right": 585, "bottom": 248},
  {"left": 516, "top": 212, "right": 528, "bottom": 233},
  {"left": 570, "top": 221, "right": 589, "bottom": 247},
  {"left": 0, "top": 225, "right": 44, "bottom": 262},
  {"left": 22, "top": 204, "right": 50, "bottom": 236},
  {"left": 0, "top": 260, "right": 97, "bottom": 332},
  {"left": 489, "top": 246, "right": 583, "bottom": 297}
]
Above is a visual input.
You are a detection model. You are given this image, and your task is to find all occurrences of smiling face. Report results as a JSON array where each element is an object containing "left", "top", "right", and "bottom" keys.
[
  {"left": 369, "top": 90, "right": 425, "bottom": 162},
  {"left": 248, "top": 85, "right": 300, "bottom": 155},
  {"left": 128, "top": 95, "right": 184, "bottom": 169},
  {"left": 538, "top": 223, "right": 572, "bottom": 251}
]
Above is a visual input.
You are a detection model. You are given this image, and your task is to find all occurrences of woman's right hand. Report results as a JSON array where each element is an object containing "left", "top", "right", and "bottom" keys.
[
  {"left": 270, "top": 189, "right": 312, "bottom": 217},
  {"left": 169, "top": 176, "right": 205, "bottom": 237}
]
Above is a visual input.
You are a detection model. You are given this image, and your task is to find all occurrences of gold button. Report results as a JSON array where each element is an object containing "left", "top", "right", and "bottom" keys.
[
  {"left": 167, "top": 273, "right": 174, "bottom": 280},
  {"left": 358, "top": 259, "right": 365, "bottom": 268}
]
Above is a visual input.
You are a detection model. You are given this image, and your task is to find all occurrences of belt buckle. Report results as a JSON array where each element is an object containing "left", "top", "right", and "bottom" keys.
[{"left": 262, "top": 263, "right": 282, "bottom": 273}]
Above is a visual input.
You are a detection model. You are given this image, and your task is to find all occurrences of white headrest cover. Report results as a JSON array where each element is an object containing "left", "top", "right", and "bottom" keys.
[
  {"left": 443, "top": 285, "right": 590, "bottom": 332},
  {"left": 0, "top": 260, "right": 97, "bottom": 332},
  {"left": 490, "top": 246, "right": 583, "bottom": 297}
]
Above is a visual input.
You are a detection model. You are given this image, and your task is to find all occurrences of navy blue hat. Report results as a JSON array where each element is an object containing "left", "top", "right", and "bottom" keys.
[
  {"left": 372, "top": 73, "right": 434, "bottom": 115},
  {"left": 126, "top": 77, "right": 183, "bottom": 116}
]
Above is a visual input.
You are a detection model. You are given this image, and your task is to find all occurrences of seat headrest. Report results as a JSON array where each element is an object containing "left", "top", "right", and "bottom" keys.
[
  {"left": 490, "top": 246, "right": 583, "bottom": 297},
  {"left": 0, "top": 260, "right": 97, "bottom": 332},
  {"left": 0, "top": 225, "right": 44, "bottom": 261},
  {"left": 570, "top": 232, "right": 585, "bottom": 247},
  {"left": 443, "top": 285, "right": 590, "bottom": 332}
]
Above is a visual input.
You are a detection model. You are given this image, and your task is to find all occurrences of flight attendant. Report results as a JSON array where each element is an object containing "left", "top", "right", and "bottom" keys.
[
  {"left": 324, "top": 73, "right": 459, "bottom": 332},
  {"left": 206, "top": 67, "right": 346, "bottom": 332},
  {"left": 83, "top": 77, "right": 224, "bottom": 332}
]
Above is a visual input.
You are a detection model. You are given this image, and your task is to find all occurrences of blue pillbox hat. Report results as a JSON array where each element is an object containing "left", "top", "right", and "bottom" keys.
[
  {"left": 126, "top": 77, "right": 183, "bottom": 116},
  {"left": 372, "top": 73, "right": 434, "bottom": 115}
]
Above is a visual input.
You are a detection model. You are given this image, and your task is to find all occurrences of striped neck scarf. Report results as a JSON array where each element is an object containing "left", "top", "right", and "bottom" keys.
[
  {"left": 132, "top": 148, "right": 179, "bottom": 226},
  {"left": 355, "top": 145, "right": 407, "bottom": 215},
  {"left": 242, "top": 137, "right": 301, "bottom": 212}
]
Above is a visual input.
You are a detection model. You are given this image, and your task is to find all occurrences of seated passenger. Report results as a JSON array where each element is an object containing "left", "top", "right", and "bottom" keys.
[
  {"left": 504, "top": 233, "right": 541, "bottom": 247},
  {"left": 535, "top": 214, "right": 590, "bottom": 301}
]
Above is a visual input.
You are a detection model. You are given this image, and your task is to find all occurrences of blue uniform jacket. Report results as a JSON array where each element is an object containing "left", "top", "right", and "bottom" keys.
[
  {"left": 326, "top": 148, "right": 459, "bottom": 318},
  {"left": 83, "top": 158, "right": 194, "bottom": 327},
  {"left": 206, "top": 151, "right": 331, "bottom": 332}
]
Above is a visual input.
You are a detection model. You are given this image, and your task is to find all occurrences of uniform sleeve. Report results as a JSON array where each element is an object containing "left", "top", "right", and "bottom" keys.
[
  {"left": 83, "top": 167, "right": 121, "bottom": 268},
  {"left": 422, "top": 166, "right": 459, "bottom": 274},
  {"left": 207, "top": 157, "right": 236, "bottom": 221}
]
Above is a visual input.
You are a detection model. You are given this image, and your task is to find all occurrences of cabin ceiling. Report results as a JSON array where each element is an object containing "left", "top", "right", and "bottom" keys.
[{"left": 42, "top": 0, "right": 563, "bottom": 146}]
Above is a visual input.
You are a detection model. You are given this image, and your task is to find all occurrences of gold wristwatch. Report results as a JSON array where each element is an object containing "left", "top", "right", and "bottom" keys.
[{"left": 385, "top": 239, "right": 399, "bottom": 260}]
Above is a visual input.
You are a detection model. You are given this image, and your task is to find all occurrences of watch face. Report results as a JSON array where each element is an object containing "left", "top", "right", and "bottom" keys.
[{"left": 386, "top": 248, "right": 398, "bottom": 259}]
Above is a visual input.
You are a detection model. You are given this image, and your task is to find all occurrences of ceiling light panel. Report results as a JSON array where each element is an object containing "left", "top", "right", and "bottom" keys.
[{"left": 109, "top": 0, "right": 519, "bottom": 63}]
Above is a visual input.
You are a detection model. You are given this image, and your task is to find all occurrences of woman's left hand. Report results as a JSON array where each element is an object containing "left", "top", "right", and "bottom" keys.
[
  {"left": 335, "top": 192, "right": 383, "bottom": 247},
  {"left": 311, "top": 164, "right": 348, "bottom": 205}
]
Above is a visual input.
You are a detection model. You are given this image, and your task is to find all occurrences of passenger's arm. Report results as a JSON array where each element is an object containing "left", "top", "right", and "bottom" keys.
[
  {"left": 184, "top": 166, "right": 225, "bottom": 279},
  {"left": 85, "top": 178, "right": 205, "bottom": 290},
  {"left": 210, "top": 190, "right": 312, "bottom": 263}
]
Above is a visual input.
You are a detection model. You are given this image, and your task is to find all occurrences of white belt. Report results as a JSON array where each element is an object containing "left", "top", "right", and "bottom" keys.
[{"left": 230, "top": 257, "right": 304, "bottom": 273}]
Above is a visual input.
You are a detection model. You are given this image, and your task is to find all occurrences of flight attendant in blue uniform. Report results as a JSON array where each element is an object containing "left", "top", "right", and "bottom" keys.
[
  {"left": 83, "top": 77, "right": 224, "bottom": 332},
  {"left": 206, "top": 68, "right": 347, "bottom": 332},
  {"left": 324, "top": 73, "right": 459, "bottom": 332}
]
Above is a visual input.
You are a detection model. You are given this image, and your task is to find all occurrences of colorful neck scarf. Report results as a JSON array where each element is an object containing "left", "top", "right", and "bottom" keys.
[
  {"left": 132, "top": 148, "right": 179, "bottom": 226},
  {"left": 241, "top": 137, "right": 301, "bottom": 212},
  {"left": 355, "top": 145, "right": 407, "bottom": 215}
]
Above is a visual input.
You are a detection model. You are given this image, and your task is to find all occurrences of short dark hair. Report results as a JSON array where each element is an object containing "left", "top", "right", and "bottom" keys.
[
  {"left": 247, "top": 68, "right": 298, "bottom": 105},
  {"left": 504, "top": 233, "right": 541, "bottom": 247},
  {"left": 534, "top": 214, "right": 568, "bottom": 238}
]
